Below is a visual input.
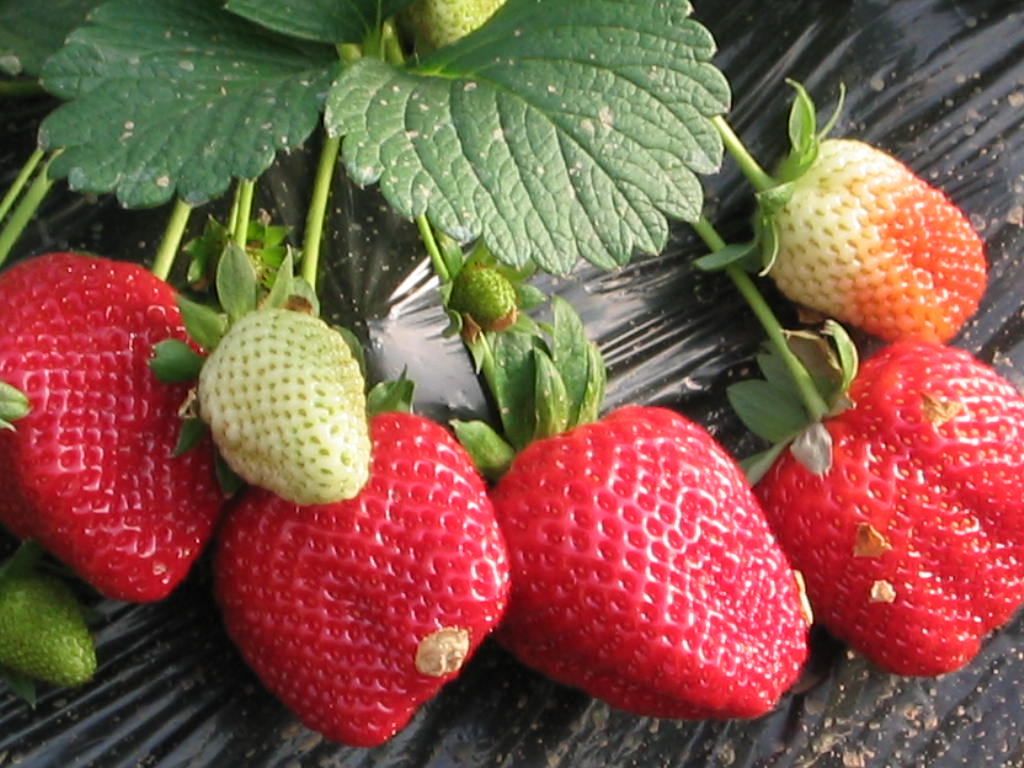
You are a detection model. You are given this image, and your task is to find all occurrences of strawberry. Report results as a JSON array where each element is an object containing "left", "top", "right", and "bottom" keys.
[
  {"left": 489, "top": 405, "right": 809, "bottom": 719},
  {"left": 404, "top": 0, "right": 506, "bottom": 51},
  {"left": 755, "top": 342, "right": 1024, "bottom": 676},
  {"left": 448, "top": 263, "right": 519, "bottom": 337},
  {"left": 197, "top": 306, "right": 371, "bottom": 506},
  {"left": 0, "top": 570, "right": 96, "bottom": 688},
  {"left": 0, "top": 252, "right": 222, "bottom": 602},
  {"left": 214, "top": 410, "right": 509, "bottom": 747},
  {"left": 766, "top": 137, "right": 986, "bottom": 343}
]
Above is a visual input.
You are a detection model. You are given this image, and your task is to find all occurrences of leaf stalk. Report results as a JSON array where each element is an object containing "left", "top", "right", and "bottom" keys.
[{"left": 151, "top": 198, "right": 193, "bottom": 281}]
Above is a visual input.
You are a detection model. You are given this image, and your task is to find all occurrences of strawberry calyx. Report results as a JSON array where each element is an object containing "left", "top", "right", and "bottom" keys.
[{"left": 452, "top": 294, "right": 606, "bottom": 480}]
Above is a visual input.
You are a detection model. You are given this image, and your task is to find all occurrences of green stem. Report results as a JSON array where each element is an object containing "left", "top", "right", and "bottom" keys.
[
  {"left": 300, "top": 134, "right": 341, "bottom": 292},
  {"left": 713, "top": 115, "right": 777, "bottom": 193},
  {"left": 0, "top": 148, "right": 44, "bottom": 224},
  {"left": 0, "top": 79, "right": 45, "bottom": 98},
  {"left": 381, "top": 18, "right": 406, "bottom": 67},
  {"left": 691, "top": 217, "right": 829, "bottom": 422},
  {"left": 0, "top": 153, "right": 57, "bottom": 268},
  {"left": 416, "top": 216, "right": 451, "bottom": 283},
  {"left": 151, "top": 198, "right": 192, "bottom": 281},
  {"left": 232, "top": 179, "right": 255, "bottom": 248}
]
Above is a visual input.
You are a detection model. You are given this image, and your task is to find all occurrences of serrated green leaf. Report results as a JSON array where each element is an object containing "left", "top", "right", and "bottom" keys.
[
  {"left": 0, "top": 0, "right": 95, "bottom": 77},
  {"left": 38, "top": 0, "right": 341, "bottom": 207},
  {"left": 225, "top": 0, "right": 413, "bottom": 44},
  {"left": 532, "top": 349, "right": 569, "bottom": 442},
  {"left": 727, "top": 379, "right": 809, "bottom": 444},
  {"left": 327, "top": 0, "right": 729, "bottom": 273},
  {"left": 451, "top": 419, "right": 515, "bottom": 482},
  {"left": 149, "top": 339, "right": 205, "bottom": 383},
  {"left": 176, "top": 295, "right": 227, "bottom": 352}
]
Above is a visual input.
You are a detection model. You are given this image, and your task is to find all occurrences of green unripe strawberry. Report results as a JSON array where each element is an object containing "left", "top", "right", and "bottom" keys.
[
  {"left": 449, "top": 265, "right": 518, "bottom": 336},
  {"left": 198, "top": 307, "right": 371, "bottom": 506},
  {"left": 0, "top": 572, "right": 96, "bottom": 687},
  {"left": 405, "top": 0, "right": 506, "bottom": 50}
]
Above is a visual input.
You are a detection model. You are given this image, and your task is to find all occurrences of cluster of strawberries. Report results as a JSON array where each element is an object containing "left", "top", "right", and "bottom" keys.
[{"left": 1, "top": 113, "right": 1023, "bottom": 751}]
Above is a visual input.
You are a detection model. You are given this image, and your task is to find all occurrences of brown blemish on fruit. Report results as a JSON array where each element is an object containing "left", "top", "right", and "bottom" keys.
[
  {"left": 793, "top": 570, "right": 814, "bottom": 626},
  {"left": 415, "top": 627, "right": 470, "bottom": 677},
  {"left": 921, "top": 392, "right": 962, "bottom": 425},
  {"left": 854, "top": 523, "right": 892, "bottom": 557},
  {"left": 869, "top": 580, "right": 896, "bottom": 604}
]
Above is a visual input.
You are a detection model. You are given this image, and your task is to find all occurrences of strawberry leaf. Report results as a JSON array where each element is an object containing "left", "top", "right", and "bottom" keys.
[
  {"left": 326, "top": 0, "right": 729, "bottom": 273},
  {"left": 0, "top": 0, "right": 95, "bottom": 76},
  {"left": 38, "top": 0, "right": 341, "bottom": 207},
  {"left": 225, "top": 0, "right": 414, "bottom": 44}
]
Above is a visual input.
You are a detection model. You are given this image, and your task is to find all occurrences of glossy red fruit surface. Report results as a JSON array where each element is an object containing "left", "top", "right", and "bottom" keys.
[
  {"left": 757, "top": 342, "right": 1024, "bottom": 676},
  {"left": 0, "top": 252, "right": 222, "bottom": 602},
  {"left": 490, "top": 405, "right": 809, "bottom": 719},
  {"left": 215, "top": 411, "right": 510, "bottom": 747}
]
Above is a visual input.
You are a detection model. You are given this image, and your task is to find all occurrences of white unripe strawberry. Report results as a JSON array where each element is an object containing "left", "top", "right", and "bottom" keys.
[
  {"left": 405, "top": 0, "right": 506, "bottom": 51},
  {"left": 198, "top": 308, "right": 370, "bottom": 505}
]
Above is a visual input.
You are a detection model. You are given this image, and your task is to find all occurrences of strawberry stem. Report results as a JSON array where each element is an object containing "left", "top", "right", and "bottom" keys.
[
  {"left": 0, "top": 148, "right": 44, "bottom": 225},
  {"left": 0, "top": 151, "right": 57, "bottom": 268},
  {"left": 300, "top": 133, "right": 341, "bottom": 292},
  {"left": 691, "top": 217, "right": 829, "bottom": 422},
  {"left": 0, "top": 79, "right": 45, "bottom": 98},
  {"left": 712, "top": 116, "right": 777, "bottom": 193},
  {"left": 151, "top": 198, "right": 193, "bottom": 281},
  {"left": 232, "top": 179, "right": 256, "bottom": 249},
  {"left": 416, "top": 216, "right": 452, "bottom": 283}
]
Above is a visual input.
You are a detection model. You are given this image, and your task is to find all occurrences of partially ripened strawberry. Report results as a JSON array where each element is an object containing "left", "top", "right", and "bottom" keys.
[
  {"left": 756, "top": 342, "right": 1024, "bottom": 676},
  {"left": 490, "top": 405, "right": 809, "bottom": 719},
  {"left": 0, "top": 571, "right": 96, "bottom": 687},
  {"left": 404, "top": 0, "right": 506, "bottom": 50},
  {"left": 0, "top": 252, "right": 223, "bottom": 602},
  {"left": 197, "top": 307, "right": 371, "bottom": 506},
  {"left": 215, "top": 411, "right": 509, "bottom": 747},
  {"left": 767, "top": 138, "right": 986, "bottom": 343}
]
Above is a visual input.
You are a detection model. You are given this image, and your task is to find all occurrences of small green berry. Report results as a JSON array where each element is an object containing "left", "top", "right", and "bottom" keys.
[
  {"left": 0, "top": 572, "right": 96, "bottom": 688},
  {"left": 449, "top": 265, "right": 519, "bottom": 336},
  {"left": 405, "top": 0, "right": 506, "bottom": 51}
]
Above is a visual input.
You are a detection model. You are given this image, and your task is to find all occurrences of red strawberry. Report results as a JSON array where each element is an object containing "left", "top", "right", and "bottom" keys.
[
  {"left": 768, "top": 138, "right": 986, "bottom": 343},
  {"left": 489, "top": 405, "right": 809, "bottom": 719},
  {"left": 0, "top": 252, "right": 222, "bottom": 602},
  {"left": 756, "top": 342, "right": 1024, "bottom": 676},
  {"left": 214, "top": 411, "right": 509, "bottom": 747}
]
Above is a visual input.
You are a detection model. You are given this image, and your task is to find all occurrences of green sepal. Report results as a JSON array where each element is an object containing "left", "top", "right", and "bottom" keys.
[
  {"left": 515, "top": 282, "right": 547, "bottom": 312},
  {"left": 0, "top": 541, "right": 43, "bottom": 587},
  {"left": 694, "top": 241, "right": 758, "bottom": 273},
  {"left": 0, "top": 381, "right": 30, "bottom": 430},
  {"left": 214, "top": 452, "right": 245, "bottom": 498},
  {"left": 262, "top": 248, "right": 296, "bottom": 309},
  {"left": 149, "top": 339, "right": 205, "bottom": 384},
  {"left": 0, "top": 664, "right": 37, "bottom": 706},
  {"left": 532, "top": 350, "right": 569, "bottom": 442},
  {"left": 173, "top": 417, "right": 207, "bottom": 457},
  {"left": 756, "top": 209, "right": 781, "bottom": 274},
  {"left": 185, "top": 217, "right": 230, "bottom": 289},
  {"left": 548, "top": 296, "right": 603, "bottom": 429},
  {"left": 451, "top": 419, "right": 515, "bottom": 482},
  {"left": 367, "top": 376, "right": 416, "bottom": 416},
  {"left": 740, "top": 441, "right": 790, "bottom": 486},
  {"left": 822, "top": 320, "right": 859, "bottom": 403},
  {"left": 332, "top": 324, "right": 367, "bottom": 380},
  {"left": 176, "top": 295, "right": 228, "bottom": 352},
  {"left": 726, "top": 379, "right": 808, "bottom": 445},
  {"left": 216, "top": 242, "right": 260, "bottom": 323},
  {"left": 776, "top": 79, "right": 846, "bottom": 184},
  {"left": 756, "top": 182, "right": 796, "bottom": 215},
  {"left": 487, "top": 330, "right": 537, "bottom": 451}
]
